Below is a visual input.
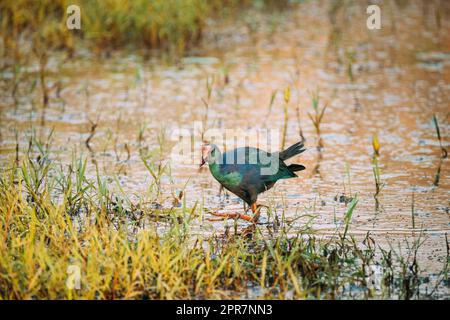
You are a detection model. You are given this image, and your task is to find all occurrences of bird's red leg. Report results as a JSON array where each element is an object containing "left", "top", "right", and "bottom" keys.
[
  {"left": 251, "top": 203, "right": 261, "bottom": 222},
  {"left": 207, "top": 203, "right": 264, "bottom": 222}
]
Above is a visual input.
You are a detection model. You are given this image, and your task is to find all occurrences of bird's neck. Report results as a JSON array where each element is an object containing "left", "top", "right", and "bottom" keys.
[
  {"left": 208, "top": 149, "right": 223, "bottom": 179},
  {"left": 208, "top": 161, "right": 221, "bottom": 178}
]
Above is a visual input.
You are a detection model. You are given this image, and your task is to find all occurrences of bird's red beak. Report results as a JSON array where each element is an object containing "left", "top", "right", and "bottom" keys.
[{"left": 199, "top": 157, "right": 206, "bottom": 168}]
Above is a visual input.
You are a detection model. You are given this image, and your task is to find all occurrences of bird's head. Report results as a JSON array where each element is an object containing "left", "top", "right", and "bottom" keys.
[{"left": 200, "top": 143, "right": 220, "bottom": 168}]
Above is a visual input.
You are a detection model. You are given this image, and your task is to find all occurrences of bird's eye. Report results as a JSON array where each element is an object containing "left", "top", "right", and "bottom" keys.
[{"left": 210, "top": 148, "right": 215, "bottom": 156}]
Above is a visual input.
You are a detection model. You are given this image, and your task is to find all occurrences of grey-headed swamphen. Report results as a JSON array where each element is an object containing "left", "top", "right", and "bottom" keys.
[{"left": 200, "top": 141, "right": 306, "bottom": 222}]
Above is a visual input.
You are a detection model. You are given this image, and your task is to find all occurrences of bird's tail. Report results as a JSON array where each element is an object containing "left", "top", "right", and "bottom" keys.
[
  {"left": 279, "top": 141, "right": 306, "bottom": 161},
  {"left": 287, "top": 164, "right": 306, "bottom": 172}
]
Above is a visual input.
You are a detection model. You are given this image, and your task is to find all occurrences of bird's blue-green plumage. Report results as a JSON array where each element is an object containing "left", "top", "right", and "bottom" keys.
[{"left": 207, "top": 142, "right": 305, "bottom": 205}]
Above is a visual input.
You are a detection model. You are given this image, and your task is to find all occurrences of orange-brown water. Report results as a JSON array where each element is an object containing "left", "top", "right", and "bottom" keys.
[{"left": 0, "top": 1, "right": 449, "bottom": 296}]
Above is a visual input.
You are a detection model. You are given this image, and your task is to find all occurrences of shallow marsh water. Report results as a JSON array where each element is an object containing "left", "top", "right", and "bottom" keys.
[{"left": 0, "top": 1, "right": 449, "bottom": 298}]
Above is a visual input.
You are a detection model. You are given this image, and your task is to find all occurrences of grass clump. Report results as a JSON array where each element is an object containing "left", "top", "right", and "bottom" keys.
[{"left": 0, "top": 0, "right": 209, "bottom": 58}]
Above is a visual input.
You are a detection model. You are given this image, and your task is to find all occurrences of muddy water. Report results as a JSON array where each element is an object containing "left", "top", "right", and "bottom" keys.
[{"left": 0, "top": 1, "right": 449, "bottom": 295}]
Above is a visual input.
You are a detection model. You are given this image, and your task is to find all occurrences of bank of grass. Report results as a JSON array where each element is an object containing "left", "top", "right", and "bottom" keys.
[
  {"left": 0, "top": 135, "right": 447, "bottom": 300},
  {"left": 0, "top": 0, "right": 204, "bottom": 57},
  {"left": 0, "top": 0, "right": 290, "bottom": 59}
]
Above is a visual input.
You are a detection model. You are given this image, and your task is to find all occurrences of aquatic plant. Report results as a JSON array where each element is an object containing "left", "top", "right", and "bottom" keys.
[
  {"left": 281, "top": 87, "right": 290, "bottom": 151},
  {"left": 432, "top": 114, "right": 447, "bottom": 158},
  {"left": 432, "top": 114, "right": 447, "bottom": 187},
  {"left": 201, "top": 75, "right": 215, "bottom": 142},
  {"left": 371, "top": 134, "right": 383, "bottom": 200},
  {"left": 343, "top": 196, "right": 358, "bottom": 239},
  {"left": 263, "top": 89, "right": 277, "bottom": 126},
  {"left": 411, "top": 191, "right": 416, "bottom": 229},
  {"left": 345, "top": 49, "right": 356, "bottom": 83},
  {"left": 308, "top": 89, "right": 327, "bottom": 151}
]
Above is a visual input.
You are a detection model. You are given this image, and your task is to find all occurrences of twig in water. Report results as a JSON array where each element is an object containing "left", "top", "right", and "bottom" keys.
[
  {"left": 411, "top": 191, "right": 415, "bottom": 229},
  {"left": 432, "top": 115, "right": 447, "bottom": 186},
  {"left": 85, "top": 117, "right": 99, "bottom": 152}
]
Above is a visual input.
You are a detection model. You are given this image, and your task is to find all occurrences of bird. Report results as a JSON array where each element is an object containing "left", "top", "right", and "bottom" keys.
[{"left": 200, "top": 141, "right": 306, "bottom": 222}]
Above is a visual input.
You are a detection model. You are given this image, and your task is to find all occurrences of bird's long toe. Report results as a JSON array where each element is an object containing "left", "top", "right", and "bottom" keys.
[{"left": 206, "top": 211, "right": 254, "bottom": 222}]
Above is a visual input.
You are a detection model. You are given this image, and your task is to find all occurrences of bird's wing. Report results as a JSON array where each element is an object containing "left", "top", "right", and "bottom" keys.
[{"left": 222, "top": 147, "right": 272, "bottom": 166}]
